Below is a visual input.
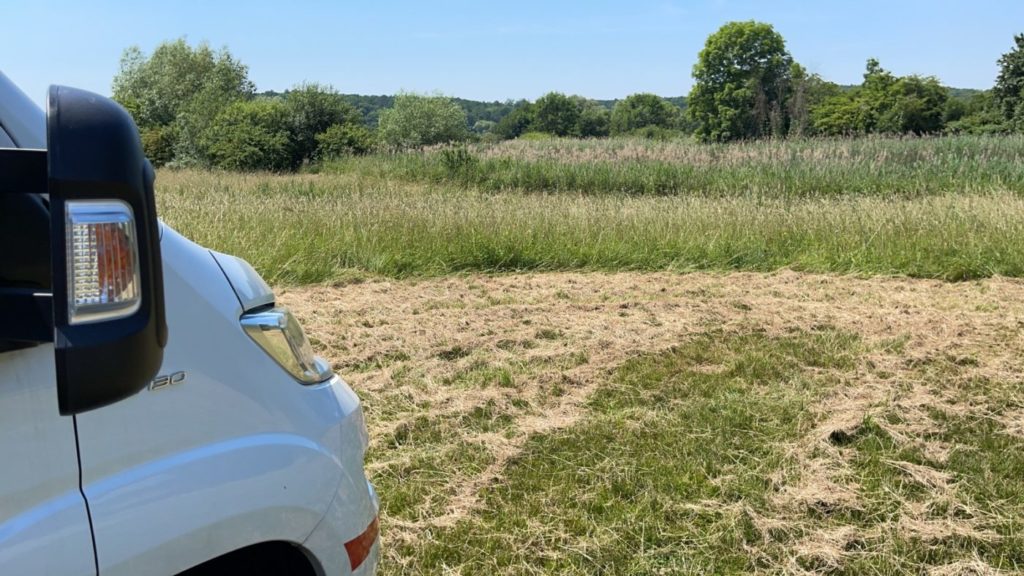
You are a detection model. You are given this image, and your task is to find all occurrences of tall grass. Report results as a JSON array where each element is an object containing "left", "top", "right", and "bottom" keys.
[
  {"left": 157, "top": 160, "right": 1024, "bottom": 284},
  {"left": 326, "top": 135, "right": 1024, "bottom": 197}
]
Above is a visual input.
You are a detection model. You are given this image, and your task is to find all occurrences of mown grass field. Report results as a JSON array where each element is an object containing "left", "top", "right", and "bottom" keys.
[{"left": 160, "top": 135, "right": 1024, "bottom": 574}]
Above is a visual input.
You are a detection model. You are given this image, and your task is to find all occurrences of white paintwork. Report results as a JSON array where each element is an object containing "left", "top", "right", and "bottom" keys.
[
  {"left": 0, "top": 74, "right": 380, "bottom": 574},
  {"left": 0, "top": 345, "right": 95, "bottom": 576},
  {"left": 76, "top": 227, "right": 377, "bottom": 575},
  {"left": 0, "top": 71, "right": 44, "bottom": 148},
  {"left": 210, "top": 251, "right": 275, "bottom": 311}
]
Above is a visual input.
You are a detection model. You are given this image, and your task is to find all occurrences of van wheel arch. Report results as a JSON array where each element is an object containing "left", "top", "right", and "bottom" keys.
[{"left": 176, "top": 541, "right": 319, "bottom": 576}]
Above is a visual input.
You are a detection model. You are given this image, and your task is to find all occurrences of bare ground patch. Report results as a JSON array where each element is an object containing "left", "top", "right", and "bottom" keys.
[{"left": 280, "top": 271, "right": 1024, "bottom": 571}]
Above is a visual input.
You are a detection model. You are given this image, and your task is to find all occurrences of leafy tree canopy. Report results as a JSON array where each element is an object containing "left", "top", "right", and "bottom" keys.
[
  {"left": 378, "top": 93, "right": 469, "bottom": 149},
  {"left": 281, "top": 83, "right": 364, "bottom": 165},
  {"left": 112, "top": 39, "right": 253, "bottom": 164},
  {"left": 688, "top": 21, "right": 794, "bottom": 141},
  {"left": 199, "top": 99, "right": 292, "bottom": 172},
  {"left": 811, "top": 60, "right": 948, "bottom": 136},
  {"left": 532, "top": 92, "right": 582, "bottom": 137},
  {"left": 994, "top": 34, "right": 1024, "bottom": 124},
  {"left": 610, "top": 93, "right": 681, "bottom": 135}
]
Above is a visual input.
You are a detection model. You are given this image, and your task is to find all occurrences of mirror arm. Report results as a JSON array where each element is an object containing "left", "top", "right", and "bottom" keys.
[
  {"left": 0, "top": 289, "right": 53, "bottom": 343},
  {"left": 0, "top": 149, "right": 46, "bottom": 195}
]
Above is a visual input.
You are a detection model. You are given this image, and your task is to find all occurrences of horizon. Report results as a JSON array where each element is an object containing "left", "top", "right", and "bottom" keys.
[{"left": 4, "top": 1, "right": 1022, "bottom": 106}]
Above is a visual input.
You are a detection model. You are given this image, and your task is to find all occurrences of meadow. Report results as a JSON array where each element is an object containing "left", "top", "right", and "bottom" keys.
[
  {"left": 159, "top": 135, "right": 1024, "bottom": 284},
  {"left": 160, "top": 135, "right": 1024, "bottom": 574}
]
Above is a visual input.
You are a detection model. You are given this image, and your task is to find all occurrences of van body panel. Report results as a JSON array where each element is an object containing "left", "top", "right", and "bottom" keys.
[
  {"left": 74, "top": 227, "right": 376, "bottom": 575},
  {"left": 0, "top": 73, "right": 380, "bottom": 574},
  {"left": 0, "top": 345, "right": 95, "bottom": 576}
]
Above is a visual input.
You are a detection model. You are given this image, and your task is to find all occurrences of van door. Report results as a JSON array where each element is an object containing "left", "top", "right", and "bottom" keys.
[{"left": 0, "top": 190, "right": 95, "bottom": 574}]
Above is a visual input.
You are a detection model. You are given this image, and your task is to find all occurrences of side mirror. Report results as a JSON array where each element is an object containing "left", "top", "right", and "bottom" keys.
[
  {"left": 48, "top": 86, "right": 167, "bottom": 415},
  {"left": 0, "top": 86, "right": 166, "bottom": 414}
]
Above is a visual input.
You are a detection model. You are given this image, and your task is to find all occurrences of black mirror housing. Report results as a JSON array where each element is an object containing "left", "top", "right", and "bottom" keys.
[{"left": 47, "top": 86, "right": 167, "bottom": 415}]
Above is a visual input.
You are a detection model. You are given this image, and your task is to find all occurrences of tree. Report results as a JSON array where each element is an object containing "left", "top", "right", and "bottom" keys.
[
  {"left": 315, "top": 123, "right": 375, "bottom": 158},
  {"left": 112, "top": 39, "right": 253, "bottom": 165},
  {"left": 993, "top": 34, "right": 1024, "bottom": 122},
  {"left": 785, "top": 63, "right": 840, "bottom": 137},
  {"left": 811, "top": 91, "right": 867, "bottom": 136},
  {"left": 610, "top": 93, "right": 680, "bottom": 135},
  {"left": 879, "top": 75, "right": 947, "bottom": 134},
  {"left": 493, "top": 102, "right": 534, "bottom": 140},
  {"left": 471, "top": 120, "right": 497, "bottom": 134},
  {"left": 577, "top": 102, "right": 611, "bottom": 138},
  {"left": 377, "top": 93, "right": 468, "bottom": 150},
  {"left": 811, "top": 60, "right": 947, "bottom": 136},
  {"left": 857, "top": 58, "right": 898, "bottom": 133},
  {"left": 531, "top": 92, "right": 581, "bottom": 137},
  {"left": 687, "top": 21, "right": 793, "bottom": 141},
  {"left": 283, "top": 83, "right": 364, "bottom": 165},
  {"left": 944, "top": 91, "right": 1009, "bottom": 134},
  {"left": 198, "top": 99, "right": 293, "bottom": 171}
]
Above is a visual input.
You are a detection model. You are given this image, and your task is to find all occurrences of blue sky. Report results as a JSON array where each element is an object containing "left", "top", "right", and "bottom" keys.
[{"left": 4, "top": 0, "right": 1023, "bottom": 105}]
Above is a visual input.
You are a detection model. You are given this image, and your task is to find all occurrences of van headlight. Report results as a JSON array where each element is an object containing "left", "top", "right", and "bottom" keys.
[{"left": 240, "top": 307, "right": 333, "bottom": 384}]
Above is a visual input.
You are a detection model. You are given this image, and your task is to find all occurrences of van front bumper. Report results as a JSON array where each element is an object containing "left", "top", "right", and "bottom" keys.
[
  {"left": 302, "top": 375, "right": 380, "bottom": 575},
  {"left": 304, "top": 479, "right": 380, "bottom": 575}
]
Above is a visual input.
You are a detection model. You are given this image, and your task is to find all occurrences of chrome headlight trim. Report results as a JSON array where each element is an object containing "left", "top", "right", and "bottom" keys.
[{"left": 241, "top": 306, "right": 332, "bottom": 384}]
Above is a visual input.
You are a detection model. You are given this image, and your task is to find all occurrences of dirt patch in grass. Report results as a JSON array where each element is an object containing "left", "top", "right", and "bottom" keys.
[{"left": 280, "top": 270, "right": 1024, "bottom": 571}]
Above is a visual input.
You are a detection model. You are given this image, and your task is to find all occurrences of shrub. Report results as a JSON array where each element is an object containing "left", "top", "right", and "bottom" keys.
[
  {"left": 315, "top": 123, "right": 375, "bottom": 158},
  {"left": 199, "top": 99, "right": 293, "bottom": 171},
  {"left": 113, "top": 39, "right": 254, "bottom": 165},
  {"left": 378, "top": 93, "right": 468, "bottom": 150},
  {"left": 493, "top": 104, "right": 534, "bottom": 140},
  {"left": 626, "top": 126, "right": 683, "bottom": 140},
  {"left": 284, "top": 83, "right": 364, "bottom": 165},
  {"left": 610, "top": 93, "right": 681, "bottom": 135},
  {"left": 439, "top": 146, "right": 479, "bottom": 176},
  {"left": 140, "top": 125, "right": 177, "bottom": 167},
  {"left": 577, "top": 104, "right": 611, "bottom": 138},
  {"left": 532, "top": 92, "right": 580, "bottom": 137}
]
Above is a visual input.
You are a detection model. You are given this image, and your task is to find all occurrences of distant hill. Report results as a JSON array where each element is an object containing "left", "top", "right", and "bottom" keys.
[
  {"left": 258, "top": 90, "right": 688, "bottom": 127},
  {"left": 337, "top": 95, "right": 689, "bottom": 127}
]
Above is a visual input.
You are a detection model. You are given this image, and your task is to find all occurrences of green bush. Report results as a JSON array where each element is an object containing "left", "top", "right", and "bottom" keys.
[
  {"left": 438, "top": 146, "right": 479, "bottom": 176},
  {"left": 113, "top": 39, "right": 254, "bottom": 166},
  {"left": 378, "top": 93, "right": 468, "bottom": 150},
  {"left": 532, "top": 92, "right": 580, "bottom": 137},
  {"left": 315, "top": 123, "right": 376, "bottom": 159},
  {"left": 610, "top": 93, "right": 681, "bottom": 135},
  {"left": 626, "top": 126, "right": 683, "bottom": 140},
  {"left": 199, "top": 99, "right": 293, "bottom": 171},
  {"left": 140, "top": 125, "right": 177, "bottom": 167},
  {"left": 577, "top": 104, "right": 611, "bottom": 138},
  {"left": 284, "top": 83, "right": 365, "bottom": 165},
  {"left": 493, "top": 104, "right": 534, "bottom": 140}
]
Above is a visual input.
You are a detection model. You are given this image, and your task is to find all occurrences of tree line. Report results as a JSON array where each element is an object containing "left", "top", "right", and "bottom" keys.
[
  {"left": 112, "top": 25, "right": 1024, "bottom": 170},
  {"left": 685, "top": 21, "right": 1017, "bottom": 141}
]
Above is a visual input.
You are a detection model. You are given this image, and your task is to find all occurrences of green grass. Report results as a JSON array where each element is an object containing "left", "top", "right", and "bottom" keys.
[
  {"left": 328, "top": 135, "right": 1024, "bottom": 197},
  {"left": 375, "top": 329, "right": 1024, "bottom": 574},
  {"left": 156, "top": 135, "right": 1024, "bottom": 283},
  {"left": 383, "top": 329, "right": 853, "bottom": 574}
]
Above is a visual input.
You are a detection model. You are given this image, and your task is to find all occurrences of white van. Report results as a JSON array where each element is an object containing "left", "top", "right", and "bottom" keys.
[{"left": 0, "top": 74, "right": 380, "bottom": 575}]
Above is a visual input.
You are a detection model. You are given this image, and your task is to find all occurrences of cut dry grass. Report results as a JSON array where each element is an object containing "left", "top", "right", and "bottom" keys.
[{"left": 281, "top": 271, "right": 1024, "bottom": 574}]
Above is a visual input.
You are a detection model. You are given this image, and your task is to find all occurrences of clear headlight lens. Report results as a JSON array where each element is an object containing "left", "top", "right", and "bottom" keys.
[{"left": 240, "top": 307, "right": 332, "bottom": 384}]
